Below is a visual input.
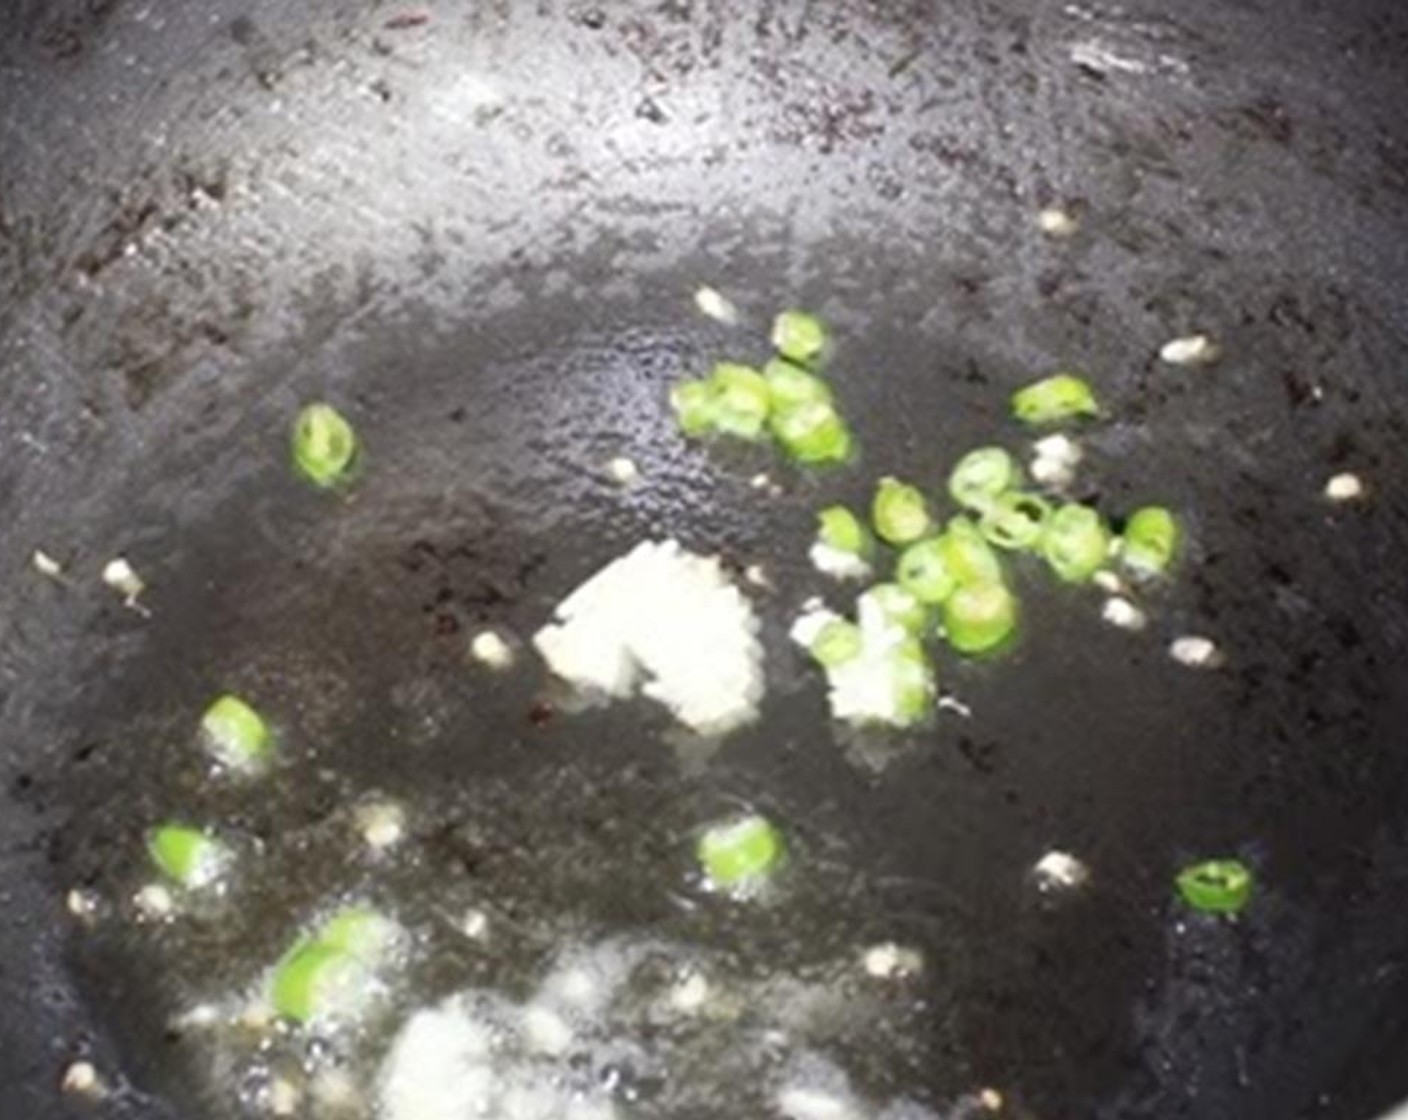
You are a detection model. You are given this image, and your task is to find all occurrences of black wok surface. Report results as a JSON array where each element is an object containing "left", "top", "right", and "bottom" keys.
[{"left": 3, "top": 1, "right": 1408, "bottom": 1118}]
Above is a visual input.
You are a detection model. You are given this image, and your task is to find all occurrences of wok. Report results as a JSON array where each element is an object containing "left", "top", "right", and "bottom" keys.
[{"left": 3, "top": 0, "right": 1408, "bottom": 1117}]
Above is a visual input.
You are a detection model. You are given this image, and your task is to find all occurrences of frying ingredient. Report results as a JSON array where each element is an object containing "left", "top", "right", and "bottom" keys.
[
  {"left": 291, "top": 403, "right": 359, "bottom": 488},
  {"left": 771, "top": 399, "right": 854, "bottom": 464},
  {"left": 765, "top": 359, "right": 834, "bottom": 410},
  {"left": 1029, "top": 433, "right": 1082, "bottom": 488},
  {"left": 1100, "top": 597, "right": 1147, "bottom": 631},
  {"left": 32, "top": 548, "right": 64, "bottom": 578},
  {"left": 941, "top": 583, "right": 1018, "bottom": 655},
  {"left": 811, "top": 619, "right": 864, "bottom": 667},
  {"left": 937, "top": 516, "right": 1004, "bottom": 588},
  {"left": 1010, "top": 374, "right": 1099, "bottom": 426},
  {"left": 1036, "top": 206, "right": 1080, "bottom": 238},
  {"left": 66, "top": 888, "right": 101, "bottom": 924},
  {"left": 102, "top": 556, "right": 147, "bottom": 610},
  {"left": 1158, "top": 334, "right": 1218, "bottom": 366},
  {"left": 200, "top": 694, "right": 273, "bottom": 774},
  {"left": 858, "top": 583, "right": 929, "bottom": 637},
  {"left": 693, "top": 286, "right": 738, "bottom": 324},
  {"left": 895, "top": 538, "right": 957, "bottom": 604},
  {"left": 708, "top": 362, "right": 773, "bottom": 440},
  {"left": 147, "top": 824, "right": 231, "bottom": 890},
  {"left": 948, "top": 447, "right": 1019, "bottom": 512},
  {"left": 604, "top": 457, "right": 640, "bottom": 486},
  {"left": 860, "top": 943, "right": 924, "bottom": 979},
  {"left": 792, "top": 601, "right": 935, "bottom": 727},
  {"left": 771, "top": 309, "right": 829, "bottom": 366},
  {"left": 1041, "top": 504, "right": 1111, "bottom": 583},
  {"left": 60, "top": 1061, "right": 106, "bottom": 1100},
  {"left": 1324, "top": 472, "right": 1365, "bottom": 502},
  {"left": 1031, "top": 851, "right": 1091, "bottom": 892},
  {"left": 979, "top": 492, "right": 1052, "bottom": 551},
  {"left": 354, "top": 801, "right": 407, "bottom": 851},
  {"left": 1119, "top": 507, "right": 1179, "bottom": 577},
  {"left": 470, "top": 629, "right": 516, "bottom": 670},
  {"left": 811, "top": 507, "right": 874, "bottom": 581},
  {"left": 133, "top": 883, "right": 175, "bottom": 921},
  {"left": 1175, "top": 859, "right": 1253, "bottom": 914},
  {"left": 696, "top": 814, "right": 786, "bottom": 894},
  {"left": 270, "top": 907, "right": 404, "bottom": 1025},
  {"left": 1169, "top": 635, "right": 1222, "bottom": 669},
  {"left": 533, "top": 540, "right": 764, "bottom": 736},
  {"left": 670, "top": 379, "right": 720, "bottom": 438},
  {"left": 872, "top": 478, "right": 932, "bottom": 545}
]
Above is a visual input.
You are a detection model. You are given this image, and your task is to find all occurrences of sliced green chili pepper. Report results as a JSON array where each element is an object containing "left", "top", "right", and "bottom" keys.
[
  {"left": 858, "top": 583, "right": 929, "bottom": 637},
  {"left": 872, "top": 477, "right": 932, "bottom": 545},
  {"left": 979, "top": 491, "right": 1052, "bottom": 551},
  {"left": 896, "top": 538, "right": 957, "bottom": 604},
  {"left": 271, "top": 907, "right": 400, "bottom": 1024},
  {"left": 708, "top": 362, "right": 772, "bottom": 440},
  {"left": 817, "top": 506, "right": 869, "bottom": 556},
  {"left": 942, "top": 582, "right": 1018, "bottom": 655},
  {"left": 949, "top": 447, "right": 1019, "bottom": 511},
  {"left": 771, "top": 400, "right": 853, "bottom": 464},
  {"left": 938, "top": 516, "right": 1004, "bottom": 587},
  {"left": 770, "top": 310, "right": 829, "bottom": 366},
  {"left": 1175, "top": 859, "right": 1253, "bottom": 915},
  {"left": 1120, "top": 506, "right": 1179, "bottom": 577},
  {"left": 147, "top": 824, "right": 229, "bottom": 889},
  {"left": 764, "top": 358, "right": 833, "bottom": 411},
  {"left": 697, "top": 814, "right": 785, "bottom": 892},
  {"left": 1042, "top": 504, "right": 1111, "bottom": 583},
  {"left": 670, "top": 379, "right": 719, "bottom": 438},
  {"left": 811, "top": 619, "right": 863, "bottom": 667},
  {"left": 1011, "top": 374, "right": 1100, "bottom": 426},
  {"left": 891, "top": 637, "right": 936, "bottom": 724},
  {"left": 292, "top": 403, "right": 359, "bottom": 488},
  {"left": 200, "top": 694, "right": 272, "bottom": 773}
]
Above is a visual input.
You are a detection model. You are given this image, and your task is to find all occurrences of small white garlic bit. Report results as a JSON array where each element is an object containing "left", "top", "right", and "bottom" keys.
[
  {"left": 1169, "top": 635, "right": 1223, "bottom": 669},
  {"left": 1032, "top": 850, "right": 1091, "bottom": 892},
  {"left": 102, "top": 556, "right": 149, "bottom": 613},
  {"left": 605, "top": 456, "right": 640, "bottom": 486},
  {"left": 469, "top": 629, "right": 515, "bottom": 670},
  {"left": 694, "top": 285, "right": 739, "bottom": 324},
  {"left": 1036, "top": 206, "right": 1080, "bottom": 238},
  {"left": 1101, "top": 597, "right": 1147, "bottom": 631},
  {"left": 1159, "top": 334, "right": 1218, "bottom": 366},
  {"left": 1324, "top": 472, "right": 1364, "bottom": 503}
]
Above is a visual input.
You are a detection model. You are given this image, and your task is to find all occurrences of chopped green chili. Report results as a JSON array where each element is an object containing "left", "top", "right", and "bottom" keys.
[
  {"left": 147, "top": 824, "right": 229, "bottom": 889},
  {"left": 271, "top": 907, "right": 400, "bottom": 1024},
  {"left": 1011, "top": 374, "right": 1100, "bottom": 426},
  {"left": 891, "top": 637, "right": 936, "bottom": 723},
  {"left": 670, "top": 379, "right": 719, "bottom": 437},
  {"left": 770, "top": 310, "right": 829, "bottom": 366},
  {"left": 708, "top": 362, "right": 772, "bottom": 440},
  {"left": 942, "top": 582, "right": 1018, "bottom": 655},
  {"left": 764, "top": 358, "right": 833, "bottom": 411},
  {"left": 811, "top": 618, "right": 863, "bottom": 667},
  {"left": 1041, "top": 504, "right": 1111, "bottom": 583},
  {"left": 1120, "top": 506, "right": 1179, "bottom": 577},
  {"left": 292, "top": 403, "right": 359, "bottom": 488},
  {"left": 817, "top": 506, "right": 869, "bottom": 556},
  {"left": 697, "top": 814, "right": 785, "bottom": 892},
  {"left": 771, "top": 400, "right": 853, "bottom": 464},
  {"left": 200, "top": 694, "right": 272, "bottom": 772},
  {"left": 872, "top": 477, "right": 932, "bottom": 545},
  {"left": 896, "top": 538, "right": 957, "bottom": 604},
  {"left": 938, "top": 516, "right": 1004, "bottom": 587},
  {"left": 858, "top": 583, "right": 929, "bottom": 637},
  {"left": 949, "top": 447, "right": 1019, "bottom": 511},
  {"left": 979, "top": 491, "right": 1052, "bottom": 551},
  {"left": 1175, "top": 859, "right": 1253, "bottom": 915}
]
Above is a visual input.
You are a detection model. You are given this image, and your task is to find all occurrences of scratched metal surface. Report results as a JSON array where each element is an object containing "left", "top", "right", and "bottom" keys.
[{"left": 2, "top": 1, "right": 1408, "bottom": 1119}]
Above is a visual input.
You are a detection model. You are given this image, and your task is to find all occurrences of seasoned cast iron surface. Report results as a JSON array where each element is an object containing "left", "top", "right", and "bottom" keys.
[{"left": 2, "top": 1, "right": 1408, "bottom": 1118}]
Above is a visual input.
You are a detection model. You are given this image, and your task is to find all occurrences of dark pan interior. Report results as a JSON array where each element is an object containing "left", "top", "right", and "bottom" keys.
[{"left": 3, "top": 1, "right": 1408, "bottom": 1118}]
